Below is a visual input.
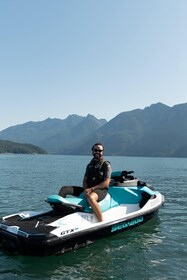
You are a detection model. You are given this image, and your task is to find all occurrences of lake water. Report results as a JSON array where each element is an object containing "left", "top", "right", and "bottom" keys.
[{"left": 0, "top": 154, "right": 186, "bottom": 280}]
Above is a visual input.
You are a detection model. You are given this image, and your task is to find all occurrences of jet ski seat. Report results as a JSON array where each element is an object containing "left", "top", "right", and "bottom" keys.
[{"left": 47, "top": 192, "right": 119, "bottom": 213}]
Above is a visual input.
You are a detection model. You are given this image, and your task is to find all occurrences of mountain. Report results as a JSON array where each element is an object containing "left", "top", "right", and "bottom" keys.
[
  {"left": 0, "top": 103, "right": 187, "bottom": 157},
  {"left": 0, "top": 114, "right": 107, "bottom": 154},
  {"left": 0, "top": 140, "right": 47, "bottom": 154},
  {"left": 72, "top": 102, "right": 187, "bottom": 157}
]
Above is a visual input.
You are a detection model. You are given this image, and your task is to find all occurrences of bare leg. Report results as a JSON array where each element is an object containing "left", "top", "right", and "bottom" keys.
[
  {"left": 87, "top": 193, "right": 103, "bottom": 222},
  {"left": 58, "top": 186, "right": 74, "bottom": 198}
]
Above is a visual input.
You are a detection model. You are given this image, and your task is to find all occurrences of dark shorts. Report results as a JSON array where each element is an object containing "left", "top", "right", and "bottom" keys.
[
  {"left": 72, "top": 186, "right": 84, "bottom": 197},
  {"left": 94, "top": 188, "right": 108, "bottom": 202},
  {"left": 72, "top": 186, "right": 108, "bottom": 202}
]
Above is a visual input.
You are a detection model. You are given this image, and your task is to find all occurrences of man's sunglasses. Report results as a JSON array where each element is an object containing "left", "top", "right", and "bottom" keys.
[{"left": 93, "top": 149, "right": 103, "bottom": 153}]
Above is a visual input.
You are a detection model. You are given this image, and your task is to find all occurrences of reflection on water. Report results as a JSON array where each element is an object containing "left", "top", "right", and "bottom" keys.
[{"left": 0, "top": 218, "right": 162, "bottom": 280}]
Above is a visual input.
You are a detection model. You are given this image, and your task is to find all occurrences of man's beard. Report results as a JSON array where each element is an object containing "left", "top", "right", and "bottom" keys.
[{"left": 93, "top": 154, "right": 102, "bottom": 161}]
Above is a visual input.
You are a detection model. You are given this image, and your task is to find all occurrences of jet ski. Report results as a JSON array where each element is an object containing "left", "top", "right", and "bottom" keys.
[{"left": 0, "top": 170, "right": 164, "bottom": 256}]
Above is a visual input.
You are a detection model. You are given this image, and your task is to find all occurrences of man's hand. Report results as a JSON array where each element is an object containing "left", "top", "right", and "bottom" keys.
[{"left": 84, "top": 187, "right": 94, "bottom": 196}]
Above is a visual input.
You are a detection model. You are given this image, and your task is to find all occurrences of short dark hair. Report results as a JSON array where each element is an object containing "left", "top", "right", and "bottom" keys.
[{"left": 91, "top": 143, "right": 104, "bottom": 151}]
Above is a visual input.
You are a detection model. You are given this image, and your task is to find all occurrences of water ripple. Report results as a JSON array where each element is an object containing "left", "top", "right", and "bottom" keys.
[{"left": 0, "top": 155, "right": 187, "bottom": 280}]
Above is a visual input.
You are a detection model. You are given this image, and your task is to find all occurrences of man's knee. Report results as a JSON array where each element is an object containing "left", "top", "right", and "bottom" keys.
[{"left": 88, "top": 193, "right": 98, "bottom": 202}]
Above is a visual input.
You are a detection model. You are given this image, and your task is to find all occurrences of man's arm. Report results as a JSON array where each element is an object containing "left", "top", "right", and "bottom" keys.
[{"left": 83, "top": 176, "right": 88, "bottom": 190}]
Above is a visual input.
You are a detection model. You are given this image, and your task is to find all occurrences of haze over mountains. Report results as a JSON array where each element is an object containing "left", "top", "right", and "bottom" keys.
[{"left": 0, "top": 102, "right": 187, "bottom": 157}]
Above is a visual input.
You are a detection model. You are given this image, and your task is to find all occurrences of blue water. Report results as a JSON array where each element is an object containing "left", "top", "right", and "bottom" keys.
[{"left": 0, "top": 154, "right": 187, "bottom": 280}]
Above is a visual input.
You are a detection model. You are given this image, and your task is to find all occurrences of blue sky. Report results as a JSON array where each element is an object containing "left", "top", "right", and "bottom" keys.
[{"left": 0, "top": 0, "right": 187, "bottom": 130}]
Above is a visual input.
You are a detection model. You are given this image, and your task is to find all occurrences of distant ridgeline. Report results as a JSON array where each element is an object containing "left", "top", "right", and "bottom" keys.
[
  {"left": 0, "top": 140, "right": 47, "bottom": 154},
  {"left": 0, "top": 103, "right": 187, "bottom": 157}
]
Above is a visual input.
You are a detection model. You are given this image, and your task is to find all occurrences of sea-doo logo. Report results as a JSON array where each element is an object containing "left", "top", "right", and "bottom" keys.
[{"left": 111, "top": 216, "right": 144, "bottom": 233}]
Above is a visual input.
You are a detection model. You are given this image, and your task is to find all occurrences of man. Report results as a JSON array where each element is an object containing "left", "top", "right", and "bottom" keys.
[{"left": 58, "top": 143, "right": 112, "bottom": 222}]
